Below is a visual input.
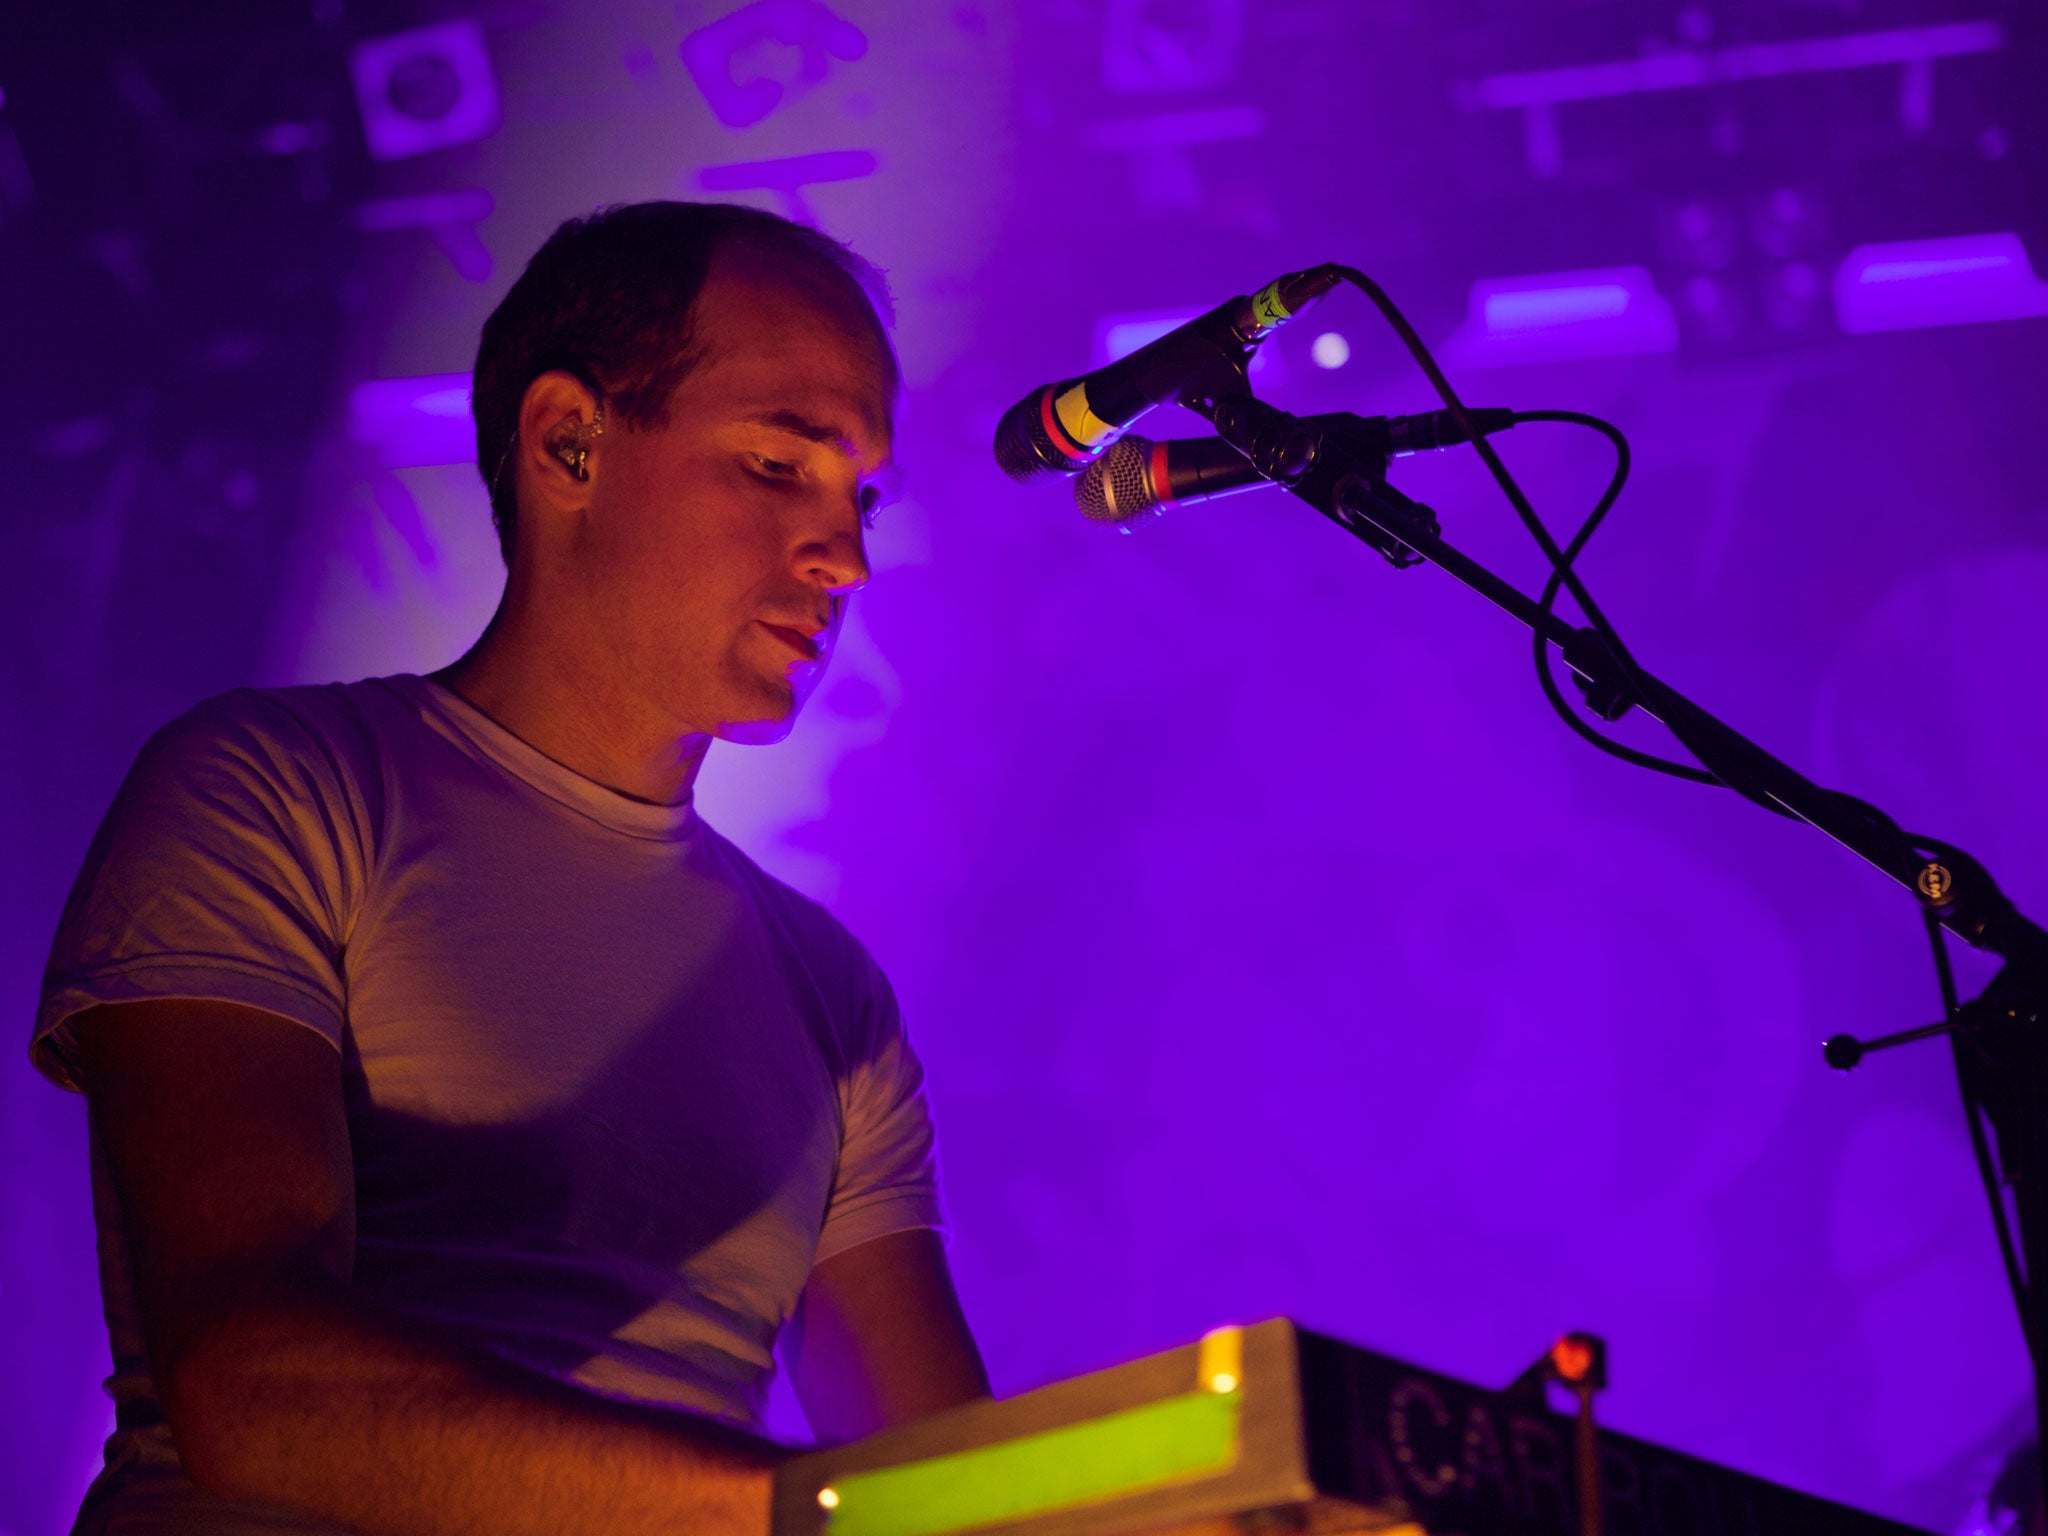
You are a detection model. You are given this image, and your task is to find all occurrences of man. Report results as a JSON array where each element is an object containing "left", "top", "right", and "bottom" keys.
[{"left": 31, "top": 201, "right": 988, "bottom": 1535}]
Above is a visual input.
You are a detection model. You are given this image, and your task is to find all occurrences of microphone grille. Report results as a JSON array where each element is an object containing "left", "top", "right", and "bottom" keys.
[
  {"left": 1075, "top": 436, "right": 1161, "bottom": 529},
  {"left": 993, "top": 389, "right": 1100, "bottom": 483}
]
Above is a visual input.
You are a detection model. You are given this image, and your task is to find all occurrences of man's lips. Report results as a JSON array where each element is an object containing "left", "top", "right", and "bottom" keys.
[{"left": 759, "top": 622, "right": 823, "bottom": 663}]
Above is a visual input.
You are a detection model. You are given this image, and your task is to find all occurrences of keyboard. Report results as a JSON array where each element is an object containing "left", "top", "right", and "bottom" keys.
[{"left": 771, "top": 1318, "right": 1934, "bottom": 1536}]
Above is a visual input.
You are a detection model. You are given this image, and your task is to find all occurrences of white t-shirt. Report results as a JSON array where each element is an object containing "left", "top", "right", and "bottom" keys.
[{"left": 32, "top": 675, "right": 941, "bottom": 1532}]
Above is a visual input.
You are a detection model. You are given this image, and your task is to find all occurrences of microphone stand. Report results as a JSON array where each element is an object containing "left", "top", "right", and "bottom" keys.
[{"left": 1184, "top": 388, "right": 2048, "bottom": 1519}]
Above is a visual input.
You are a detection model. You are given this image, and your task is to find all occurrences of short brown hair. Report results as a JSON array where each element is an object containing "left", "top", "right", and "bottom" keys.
[{"left": 472, "top": 201, "right": 894, "bottom": 564}]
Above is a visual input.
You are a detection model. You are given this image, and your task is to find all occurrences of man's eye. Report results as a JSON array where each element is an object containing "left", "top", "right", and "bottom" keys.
[
  {"left": 750, "top": 453, "right": 800, "bottom": 478},
  {"left": 858, "top": 486, "right": 882, "bottom": 530}
]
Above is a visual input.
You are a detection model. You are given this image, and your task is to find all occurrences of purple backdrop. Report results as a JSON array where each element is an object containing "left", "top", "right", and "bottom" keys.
[{"left": 5, "top": 3, "right": 2046, "bottom": 1533}]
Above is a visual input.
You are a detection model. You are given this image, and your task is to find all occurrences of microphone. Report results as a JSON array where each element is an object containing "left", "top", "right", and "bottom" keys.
[
  {"left": 1076, "top": 408, "right": 1520, "bottom": 529},
  {"left": 993, "top": 264, "right": 1342, "bottom": 484},
  {"left": 1075, "top": 436, "right": 1263, "bottom": 529}
]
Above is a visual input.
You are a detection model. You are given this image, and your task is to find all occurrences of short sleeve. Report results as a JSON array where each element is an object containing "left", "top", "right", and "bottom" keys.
[
  {"left": 814, "top": 953, "right": 944, "bottom": 1265},
  {"left": 31, "top": 690, "right": 369, "bottom": 1092}
]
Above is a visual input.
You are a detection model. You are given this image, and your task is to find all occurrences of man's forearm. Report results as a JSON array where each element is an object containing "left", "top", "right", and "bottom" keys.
[{"left": 167, "top": 1282, "right": 778, "bottom": 1536}]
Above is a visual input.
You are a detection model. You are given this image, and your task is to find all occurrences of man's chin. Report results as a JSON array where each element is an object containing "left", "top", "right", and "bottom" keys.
[
  {"left": 713, "top": 689, "right": 809, "bottom": 746},
  {"left": 714, "top": 714, "right": 798, "bottom": 747},
  {"left": 709, "top": 665, "right": 823, "bottom": 746}
]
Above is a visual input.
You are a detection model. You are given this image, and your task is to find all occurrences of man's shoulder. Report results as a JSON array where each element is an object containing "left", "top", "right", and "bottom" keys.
[
  {"left": 129, "top": 676, "right": 438, "bottom": 816},
  {"left": 146, "top": 675, "right": 423, "bottom": 765}
]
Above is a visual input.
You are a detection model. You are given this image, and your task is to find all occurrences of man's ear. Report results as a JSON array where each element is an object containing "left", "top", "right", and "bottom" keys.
[{"left": 513, "top": 371, "right": 606, "bottom": 521}]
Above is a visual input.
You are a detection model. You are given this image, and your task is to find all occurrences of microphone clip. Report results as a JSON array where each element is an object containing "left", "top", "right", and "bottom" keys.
[
  {"left": 1206, "top": 396, "right": 1326, "bottom": 485},
  {"left": 1203, "top": 396, "right": 1434, "bottom": 567}
]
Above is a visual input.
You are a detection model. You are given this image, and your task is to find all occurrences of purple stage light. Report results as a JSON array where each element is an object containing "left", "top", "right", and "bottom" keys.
[
  {"left": 347, "top": 374, "right": 474, "bottom": 469},
  {"left": 1835, "top": 234, "right": 2048, "bottom": 334},
  {"left": 1093, "top": 312, "right": 1196, "bottom": 367},
  {"left": 1444, "top": 267, "right": 1679, "bottom": 368},
  {"left": 1487, "top": 284, "right": 1631, "bottom": 329}
]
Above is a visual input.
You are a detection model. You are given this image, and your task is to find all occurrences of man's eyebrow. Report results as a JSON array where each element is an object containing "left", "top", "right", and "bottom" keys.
[
  {"left": 740, "top": 407, "right": 901, "bottom": 496},
  {"left": 739, "top": 408, "right": 872, "bottom": 456}
]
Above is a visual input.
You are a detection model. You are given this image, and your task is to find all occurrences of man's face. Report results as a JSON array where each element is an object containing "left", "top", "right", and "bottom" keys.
[{"left": 569, "top": 242, "right": 898, "bottom": 747}]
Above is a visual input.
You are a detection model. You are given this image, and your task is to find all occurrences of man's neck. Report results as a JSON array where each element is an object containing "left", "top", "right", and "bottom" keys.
[{"left": 431, "top": 604, "right": 711, "bottom": 808}]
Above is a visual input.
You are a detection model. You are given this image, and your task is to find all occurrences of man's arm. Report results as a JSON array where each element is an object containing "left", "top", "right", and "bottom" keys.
[
  {"left": 785, "top": 1228, "right": 990, "bottom": 1442},
  {"left": 77, "top": 998, "right": 778, "bottom": 1536}
]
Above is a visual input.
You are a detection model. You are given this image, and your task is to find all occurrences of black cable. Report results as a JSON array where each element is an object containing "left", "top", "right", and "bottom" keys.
[
  {"left": 1332, "top": 268, "right": 1656, "bottom": 703},
  {"left": 1333, "top": 273, "right": 1836, "bottom": 816},
  {"left": 1331, "top": 268, "right": 1749, "bottom": 801},
  {"left": 1516, "top": 409, "right": 1628, "bottom": 577},
  {"left": 1512, "top": 410, "right": 1723, "bottom": 786}
]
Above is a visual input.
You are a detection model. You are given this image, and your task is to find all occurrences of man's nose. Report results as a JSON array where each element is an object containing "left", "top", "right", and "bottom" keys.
[{"left": 800, "top": 519, "right": 870, "bottom": 596}]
